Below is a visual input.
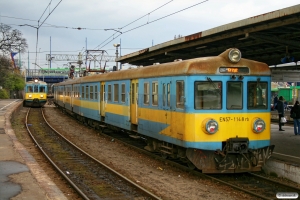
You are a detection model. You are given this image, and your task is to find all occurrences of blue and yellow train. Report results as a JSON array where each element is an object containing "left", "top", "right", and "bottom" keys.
[
  {"left": 23, "top": 79, "right": 48, "bottom": 107},
  {"left": 53, "top": 48, "right": 274, "bottom": 173}
]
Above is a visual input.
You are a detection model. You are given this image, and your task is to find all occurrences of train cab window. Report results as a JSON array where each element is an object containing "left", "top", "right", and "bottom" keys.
[
  {"left": 85, "top": 86, "right": 89, "bottom": 99},
  {"left": 227, "top": 82, "right": 243, "bottom": 110},
  {"left": 90, "top": 86, "right": 94, "bottom": 99},
  {"left": 121, "top": 84, "right": 125, "bottom": 103},
  {"left": 34, "top": 85, "right": 38, "bottom": 92},
  {"left": 152, "top": 82, "right": 158, "bottom": 106},
  {"left": 247, "top": 82, "right": 268, "bottom": 109},
  {"left": 40, "top": 86, "right": 45, "bottom": 93},
  {"left": 194, "top": 81, "right": 222, "bottom": 110},
  {"left": 176, "top": 81, "right": 184, "bottom": 109},
  {"left": 114, "top": 84, "right": 119, "bottom": 102},
  {"left": 144, "top": 83, "right": 149, "bottom": 105},
  {"left": 28, "top": 86, "right": 33, "bottom": 92}
]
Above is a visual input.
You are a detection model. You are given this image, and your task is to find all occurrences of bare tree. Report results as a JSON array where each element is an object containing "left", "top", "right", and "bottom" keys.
[{"left": 0, "top": 24, "right": 28, "bottom": 55}]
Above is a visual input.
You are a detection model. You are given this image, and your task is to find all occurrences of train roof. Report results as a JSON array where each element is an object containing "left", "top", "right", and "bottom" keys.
[
  {"left": 26, "top": 80, "right": 48, "bottom": 85},
  {"left": 54, "top": 48, "right": 270, "bottom": 86}
]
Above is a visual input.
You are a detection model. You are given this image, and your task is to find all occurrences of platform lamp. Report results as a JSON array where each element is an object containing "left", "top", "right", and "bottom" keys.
[{"left": 113, "top": 43, "right": 120, "bottom": 71}]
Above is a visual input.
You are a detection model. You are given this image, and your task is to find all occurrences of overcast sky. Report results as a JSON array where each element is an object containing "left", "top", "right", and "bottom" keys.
[{"left": 0, "top": 0, "right": 299, "bottom": 69}]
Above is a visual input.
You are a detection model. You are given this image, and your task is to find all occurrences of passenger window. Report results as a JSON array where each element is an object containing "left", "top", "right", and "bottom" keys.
[
  {"left": 194, "top": 81, "right": 222, "bottom": 110},
  {"left": 114, "top": 84, "right": 119, "bottom": 102},
  {"left": 248, "top": 82, "right": 267, "bottom": 109},
  {"left": 121, "top": 84, "right": 125, "bottom": 103},
  {"left": 90, "top": 86, "right": 94, "bottom": 99},
  {"left": 85, "top": 86, "right": 89, "bottom": 99},
  {"left": 108, "top": 85, "right": 112, "bottom": 101},
  {"left": 152, "top": 82, "right": 158, "bottom": 106},
  {"left": 82, "top": 86, "right": 84, "bottom": 98},
  {"left": 28, "top": 86, "right": 33, "bottom": 92},
  {"left": 144, "top": 83, "right": 149, "bottom": 105},
  {"left": 227, "top": 82, "right": 243, "bottom": 109},
  {"left": 176, "top": 81, "right": 184, "bottom": 109},
  {"left": 95, "top": 86, "right": 98, "bottom": 100}
]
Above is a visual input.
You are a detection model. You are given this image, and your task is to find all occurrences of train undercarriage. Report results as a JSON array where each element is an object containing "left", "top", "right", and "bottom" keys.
[{"left": 56, "top": 105, "right": 275, "bottom": 173}]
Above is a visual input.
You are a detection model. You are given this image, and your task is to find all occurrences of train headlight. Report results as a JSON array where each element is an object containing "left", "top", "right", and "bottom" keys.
[
  {"left": 253, "top": 118, "right": 265, "bottom": 133},
  {"left": 202, "top": 119, "right": 219, "bottom": 134},
  {"left": 28, "top": 94, "right": 32, "bottom": 98},
  {"left": 228, "top": 48, "right": 241, "bottom": 63},
  {"left": 40, "top": 94, "right": 44, "bottom": 98}
]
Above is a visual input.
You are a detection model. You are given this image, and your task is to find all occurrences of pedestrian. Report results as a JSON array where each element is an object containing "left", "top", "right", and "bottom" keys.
[
  {"left": 290, "top": 100, "right": 300, "bottom": 135},
  {"left": 274, "top": 94, "right": 278, "bottom": 110},
  {"left": 277, "top": 96, "right": 285, "bottom": 131}
]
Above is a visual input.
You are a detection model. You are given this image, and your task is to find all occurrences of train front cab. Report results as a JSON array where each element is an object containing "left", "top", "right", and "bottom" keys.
[
  {"left": 185, "top": 74, "right": 275, "bottom": 173},
  {"left": 24, "top": 81, "right": 47, "bottom": 107}
]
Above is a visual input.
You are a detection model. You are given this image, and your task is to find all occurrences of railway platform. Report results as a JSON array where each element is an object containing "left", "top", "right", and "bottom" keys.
[
  {"left": 0, "top": 99, "right": 67, "bottom": 200},
  {"left": 263, "top": 123, "right": 300, "bottom": 184}
]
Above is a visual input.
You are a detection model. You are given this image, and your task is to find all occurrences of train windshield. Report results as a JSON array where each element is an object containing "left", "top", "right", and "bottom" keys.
[
  {"left": 247, "top": 82, "right": 268, "bottom": 109},
  {"left": 40, "top": 86, "right": 45, "bottom": 92},
  {"left": 27, "top": 86, "right": 33, "bottom": 92},
  {"left": 227, "top": 82, "right": 243, "bottom": 110},
  {"left": 194, "top": 81, "right": 222, "bottom": 109}
]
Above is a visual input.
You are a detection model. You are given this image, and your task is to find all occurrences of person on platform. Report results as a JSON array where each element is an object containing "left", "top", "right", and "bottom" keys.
[
  {"left": 290, "top": 100, "right": 300, "bottom": 135},
  {"left": 274, "top": 94, "right": 278, "bottom": 110},
  {"left": 277, "top": 96, "right": 285, "bottom": 131}
]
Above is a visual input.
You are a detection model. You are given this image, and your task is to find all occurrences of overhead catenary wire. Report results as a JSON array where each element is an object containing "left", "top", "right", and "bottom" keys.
[{"left": 96, "top": 0, "right": 209, "bottom": 50}]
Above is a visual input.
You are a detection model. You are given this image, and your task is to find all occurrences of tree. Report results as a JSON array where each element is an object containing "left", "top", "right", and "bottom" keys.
[
  {"left": 0, "top": 55, "right": 25, "bottom": 97},
  {"left": 0, "top": 24, "right": 28, "bottom": 55}
]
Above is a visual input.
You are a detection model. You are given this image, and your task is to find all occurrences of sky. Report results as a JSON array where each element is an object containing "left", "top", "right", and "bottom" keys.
[{"left": 0, "top": 0, "right": 299, "bottom": 70}]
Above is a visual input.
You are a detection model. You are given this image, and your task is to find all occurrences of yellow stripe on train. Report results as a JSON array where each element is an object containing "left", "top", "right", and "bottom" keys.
[{"left": 137, "top": 108, "right": 270, "bottom": 142}]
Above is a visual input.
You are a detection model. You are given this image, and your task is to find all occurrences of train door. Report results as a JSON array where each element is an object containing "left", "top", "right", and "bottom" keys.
[
  {"left": 162, "top": 79, "right": 172, "bottom": 136},
  {"left": 100, "top": 82, "right": 106, "bottom": 120},
  {"left": 130, "top": 79, "right": 138, "bottom": 125}
]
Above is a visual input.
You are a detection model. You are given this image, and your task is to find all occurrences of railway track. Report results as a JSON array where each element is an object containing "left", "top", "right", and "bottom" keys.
[
  {"left": 96, "top": 127, "right": 300, "bottom": 200},
  {"left": 206, "top": 173, "right": 300, "bottom": 200},
  {"left": 25, "top": 108, "right": 161, "bottom": 200},
  {"left": 65, "top": 114, "right": 300, "bottom": 200}
]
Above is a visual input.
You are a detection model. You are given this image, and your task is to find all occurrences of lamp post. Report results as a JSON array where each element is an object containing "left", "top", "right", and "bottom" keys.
[{"left": 113, "top": 43, "right": 120, "bottom": 71}]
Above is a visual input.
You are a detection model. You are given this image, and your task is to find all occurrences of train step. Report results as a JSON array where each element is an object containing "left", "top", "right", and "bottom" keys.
[
  {"left": 161, "top": 145, "right": 173, "bottom": 150},
  {"left": 99, "top": 124, "right": 107, "bottom": 131},
  {"left": 129, "top": 135, "right": 140, "bottom": 139},
  {"left": 160, "top": 149, "right": 172, "bottom": 155}
]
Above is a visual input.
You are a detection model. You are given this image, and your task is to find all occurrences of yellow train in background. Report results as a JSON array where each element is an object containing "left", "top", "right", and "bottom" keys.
[
  {"left": 23, "top": 79, "right": 48, "bottom": 107},
  {"left": 53, "top": 48, "right": 274, "bottom": 173}
]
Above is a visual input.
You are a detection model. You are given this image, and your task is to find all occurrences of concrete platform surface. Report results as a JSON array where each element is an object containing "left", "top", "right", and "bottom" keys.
[{"left": 0, "top": 99, "right": 67, "bottom": 200}]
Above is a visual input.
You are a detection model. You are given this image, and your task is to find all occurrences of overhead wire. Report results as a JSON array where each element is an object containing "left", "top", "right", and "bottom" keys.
[
  {"left": 94, "top": 0, "right": 175, "bottom": 50},
  {"left": 33, "top": 0, "right": 62, "bottom": 69},
  {"left": 96, "top": 0, "right": 209, "bottom": 50}
]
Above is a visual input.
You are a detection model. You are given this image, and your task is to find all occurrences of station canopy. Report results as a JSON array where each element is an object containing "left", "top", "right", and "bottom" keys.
[{"left": 118, "top": 4, "right": 300, "bottom": 70}]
